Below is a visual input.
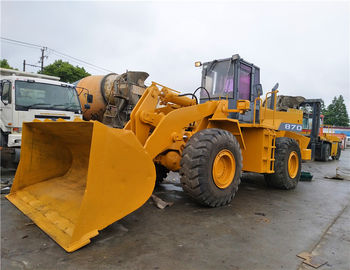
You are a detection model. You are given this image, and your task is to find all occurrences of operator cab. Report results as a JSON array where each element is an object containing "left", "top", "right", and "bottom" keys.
[{"left": 198, "top": 54, "right": 262, "bottom": 123}]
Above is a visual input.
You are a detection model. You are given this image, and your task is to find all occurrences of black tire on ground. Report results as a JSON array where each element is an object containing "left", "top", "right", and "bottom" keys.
[
  {"left": 334, "top": 142, "right": 341, "bottom": 160},
  {"left": 265, "top": 137, "right": 301, "bottom": 190},
  {"left": 179, "top": 128, "right": 242, "bottom": 207},
  {"left": 314, "top": 145, "right": 322, "bottom": 161},
  {"left": 0, "top": 131, "right": 7, "bottom": 147},
  {"left": 155, "top": 163, "right": 169, "bottom": 185},
  {"left": 1, "top": 132, "right": 9, "bottom": 168},
  {"left": 0, "top": 153, "right": 9, "bottom": 168},
  {"left": 321, "top": 143, "right": 330, "bottom": 162}
]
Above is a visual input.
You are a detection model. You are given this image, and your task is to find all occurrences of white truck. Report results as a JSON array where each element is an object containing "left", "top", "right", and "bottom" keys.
[{"left": 0, "top": 68, "right": 84, "bottom": 167}]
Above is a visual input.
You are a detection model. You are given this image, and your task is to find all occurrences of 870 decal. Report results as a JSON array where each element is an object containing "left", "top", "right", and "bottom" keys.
[{"left": 278, "top": 123, "right": 303, "bottom": 131}]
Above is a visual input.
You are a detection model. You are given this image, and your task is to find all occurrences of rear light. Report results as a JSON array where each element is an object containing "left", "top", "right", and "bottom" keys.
[{"left": 12, "top": 127, "right": 22, "bottom": 133}]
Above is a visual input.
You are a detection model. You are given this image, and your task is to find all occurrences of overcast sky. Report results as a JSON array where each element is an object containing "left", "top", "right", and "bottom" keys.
[{"left": 1, "top": 1, "right": 349, "bottom": 108}]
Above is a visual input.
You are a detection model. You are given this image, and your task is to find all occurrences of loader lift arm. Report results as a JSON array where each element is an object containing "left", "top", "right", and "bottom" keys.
[
  {"left": 125, "top": 82, "right": 248, "bottom": 171},
  {"left": 128, "top": 83, "right": 225, "bottom": 155}
]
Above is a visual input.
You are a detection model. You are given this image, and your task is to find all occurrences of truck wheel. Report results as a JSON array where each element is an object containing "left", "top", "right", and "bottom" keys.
[
  {"left": 321, "top": 143, "right": 330, "bottom": 161},
  {"left": 0, "top": 132, "right": 7, "bottom": 147},
  {"left": 1, "top": 132, "right": 9, "bottom": 168},
  {"left": 180, "top": 128, "right": 242, "bottom": 207},
  {"left": 155, "top": 163, "right": 169, "bottom": 185},
  {"left": 333, "top": 142, "right": 341, "bottom": 160},
  {"left": 265, "top": 137, "right": 301, "bottom": 190}
]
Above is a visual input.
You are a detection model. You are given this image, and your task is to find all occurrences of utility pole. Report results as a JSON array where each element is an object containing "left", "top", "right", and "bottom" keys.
[
  {"left": 39, "top": 47, "right": 48, "bottom": 72},
  {"left": 23, "top": 60, "right": 41, "bottom": 71}
]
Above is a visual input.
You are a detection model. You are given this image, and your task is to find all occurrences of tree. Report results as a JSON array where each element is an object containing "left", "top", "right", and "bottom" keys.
[
  {"left": 320, "top": 99, "right": 327, "bottom": 115},
  {"left": 323, "top": 95, "right": 349, "bottom": 126},
  {"left": 39, "top": 60, "right": 90, "bottom": 83},
  {"left": 0, "top": 59, "right": 17, "bottom": 70}
]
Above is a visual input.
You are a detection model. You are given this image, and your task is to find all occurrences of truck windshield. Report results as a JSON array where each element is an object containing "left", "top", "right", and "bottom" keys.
[
  {"left": 202, "top": 60, "right": 234, "bottom": 98},
  {"left": 15, "top": 81, "right": 81, "bottom": 112}
]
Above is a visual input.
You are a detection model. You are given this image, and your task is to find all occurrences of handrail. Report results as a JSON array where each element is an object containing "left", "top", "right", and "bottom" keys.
[
  {"left": 253, "top": 97, "right": 262, "bottom": 125},
  {"left": 323, "top": 125, "right": 334, "bottom": 134},
  {"left": 262, "top": 90, "right": 279, "bottom": 125},
  {"left": 273, "top": 90, "right": 278, "bottom": 125}
]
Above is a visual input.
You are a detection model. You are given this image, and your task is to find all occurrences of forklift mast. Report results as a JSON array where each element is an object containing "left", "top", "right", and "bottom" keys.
[{"left": 299, "top": 99, "right": 322, "bottom": 159}]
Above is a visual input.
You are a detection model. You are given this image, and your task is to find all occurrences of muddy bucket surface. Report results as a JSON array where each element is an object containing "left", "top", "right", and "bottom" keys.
[{"left": 6, "top": 120, "right": 155, "bottom": 252}]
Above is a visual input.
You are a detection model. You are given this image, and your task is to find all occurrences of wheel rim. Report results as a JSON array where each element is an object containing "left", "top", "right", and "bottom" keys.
[
  {"left": 212, "top": 149, "right": 236, "bottom": 189},
  {"left": 288, "top": 151, "right": 299, "bottom": 179}
]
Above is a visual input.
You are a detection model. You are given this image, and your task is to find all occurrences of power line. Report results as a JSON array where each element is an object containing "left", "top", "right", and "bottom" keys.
[
  {"left": 49, "top": 51, "right": 111, "bottom": 73},
  {"left": 1, "top": 39, "right": 40, "bottom": 50},
  {"left": 49, "top": 50, "right": 111, "bottom": 73},
  {"left": 49, "top": 48, "right": 113, "bottom": 73},
  {"left": 1, "top": 37, "right": 42, "bottom": 48},
  {"left": 1, "top": 37, "right": 113, "bottom": 73}
]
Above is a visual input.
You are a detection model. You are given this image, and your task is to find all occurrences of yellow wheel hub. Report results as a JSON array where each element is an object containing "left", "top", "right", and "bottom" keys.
[
  {"left": 212, "top": 149, "right": 236, "bottom": 189},
  {"left": 288, "top": 151, "right": 299, "bottom": 178}
]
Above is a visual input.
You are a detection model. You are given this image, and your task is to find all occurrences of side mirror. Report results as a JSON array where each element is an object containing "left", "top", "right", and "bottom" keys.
[
  {"left": 87, "top": 94, "right": 93, "bottom": 103},
  {"left": 84, "top": 104, "right": 91, "bottom": 109},
  {"left": 256, "top": 84, "right": 263, "bottom": 96}
]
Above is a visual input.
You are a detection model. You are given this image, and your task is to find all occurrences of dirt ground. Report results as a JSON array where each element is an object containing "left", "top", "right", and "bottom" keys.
[{"left": 1, "top": 150, "right": 350, "bottom": 270}]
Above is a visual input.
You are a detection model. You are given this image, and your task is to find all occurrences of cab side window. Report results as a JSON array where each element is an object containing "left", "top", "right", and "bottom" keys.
[
  {"left": 238, "top": 64, "right": 252, "bottom": 100},
  {"left": 1, "top": 81, "right": 12, "bottom": 104}
]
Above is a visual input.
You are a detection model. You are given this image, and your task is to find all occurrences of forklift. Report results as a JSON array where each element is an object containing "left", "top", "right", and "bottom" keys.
[{"left": 299, "top": 99, "right": 341, "bottom": 161}]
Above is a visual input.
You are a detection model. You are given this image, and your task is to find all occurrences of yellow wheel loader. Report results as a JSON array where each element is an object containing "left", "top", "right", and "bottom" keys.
[{"left": 6, "top": 54, "right": 311, "bottom": 252}]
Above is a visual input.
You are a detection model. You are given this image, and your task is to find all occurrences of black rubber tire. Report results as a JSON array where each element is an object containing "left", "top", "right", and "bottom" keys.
[
  {"left": 0, "top": 131, "right": 7, "bottom": 147},
  {"left": 334, "top": 142, "right": 341, "bottom": 160},
  {"left": 179, "top": 128, "right": 242, "bottom": 207},
  {"left": 155, "top": 163, "right": 169, "bottom": 185},
  {"left": 314, "top": 145, "right": 322, "bottom": 161},
  {"left": 1, "top": 132, "right": 9, "bottom": 168},
  {"left": 265, "top": 137, "right": 301, "bottom": 190},
  {"left": 321, "top": 143, "right": 330, "bottom": 162}
]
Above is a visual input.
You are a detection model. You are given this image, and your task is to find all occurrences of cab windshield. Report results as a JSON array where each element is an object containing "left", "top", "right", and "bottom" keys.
[
  {"left": 202, "top": 60, "right": 234, "bottom": 98},
  {"left": 15, "top": 81, "right": 81, "bottom": 112},
  {"left": 302, "top": 117, "right": 313, "bottom": 129}
]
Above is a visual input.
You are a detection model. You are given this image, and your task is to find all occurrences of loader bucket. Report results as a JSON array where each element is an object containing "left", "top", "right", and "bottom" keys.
[{"left": 6, "top": 119, "right": 155, "bottom": 252}]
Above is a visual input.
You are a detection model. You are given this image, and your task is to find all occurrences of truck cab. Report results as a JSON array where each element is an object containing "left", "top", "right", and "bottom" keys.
[{"left": 0, "top": 68, "right": 83, "bottom": 165}]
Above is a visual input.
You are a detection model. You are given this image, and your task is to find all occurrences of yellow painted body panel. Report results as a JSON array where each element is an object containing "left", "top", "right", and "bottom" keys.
[
  {"left": 260, "top": 108, "right": 303, "bottom": 129},
  {"left": 6, "top": 120, "right": 155, "bottom": 252},
  {"left": 321, "top": 133, "right": 341, "bottom": 156},
  {"left": 240, "top": 128, "right": 276, "bottom": 173},
  {"left": 208, "top": 118, "right": 246, "bottom": 150}
]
